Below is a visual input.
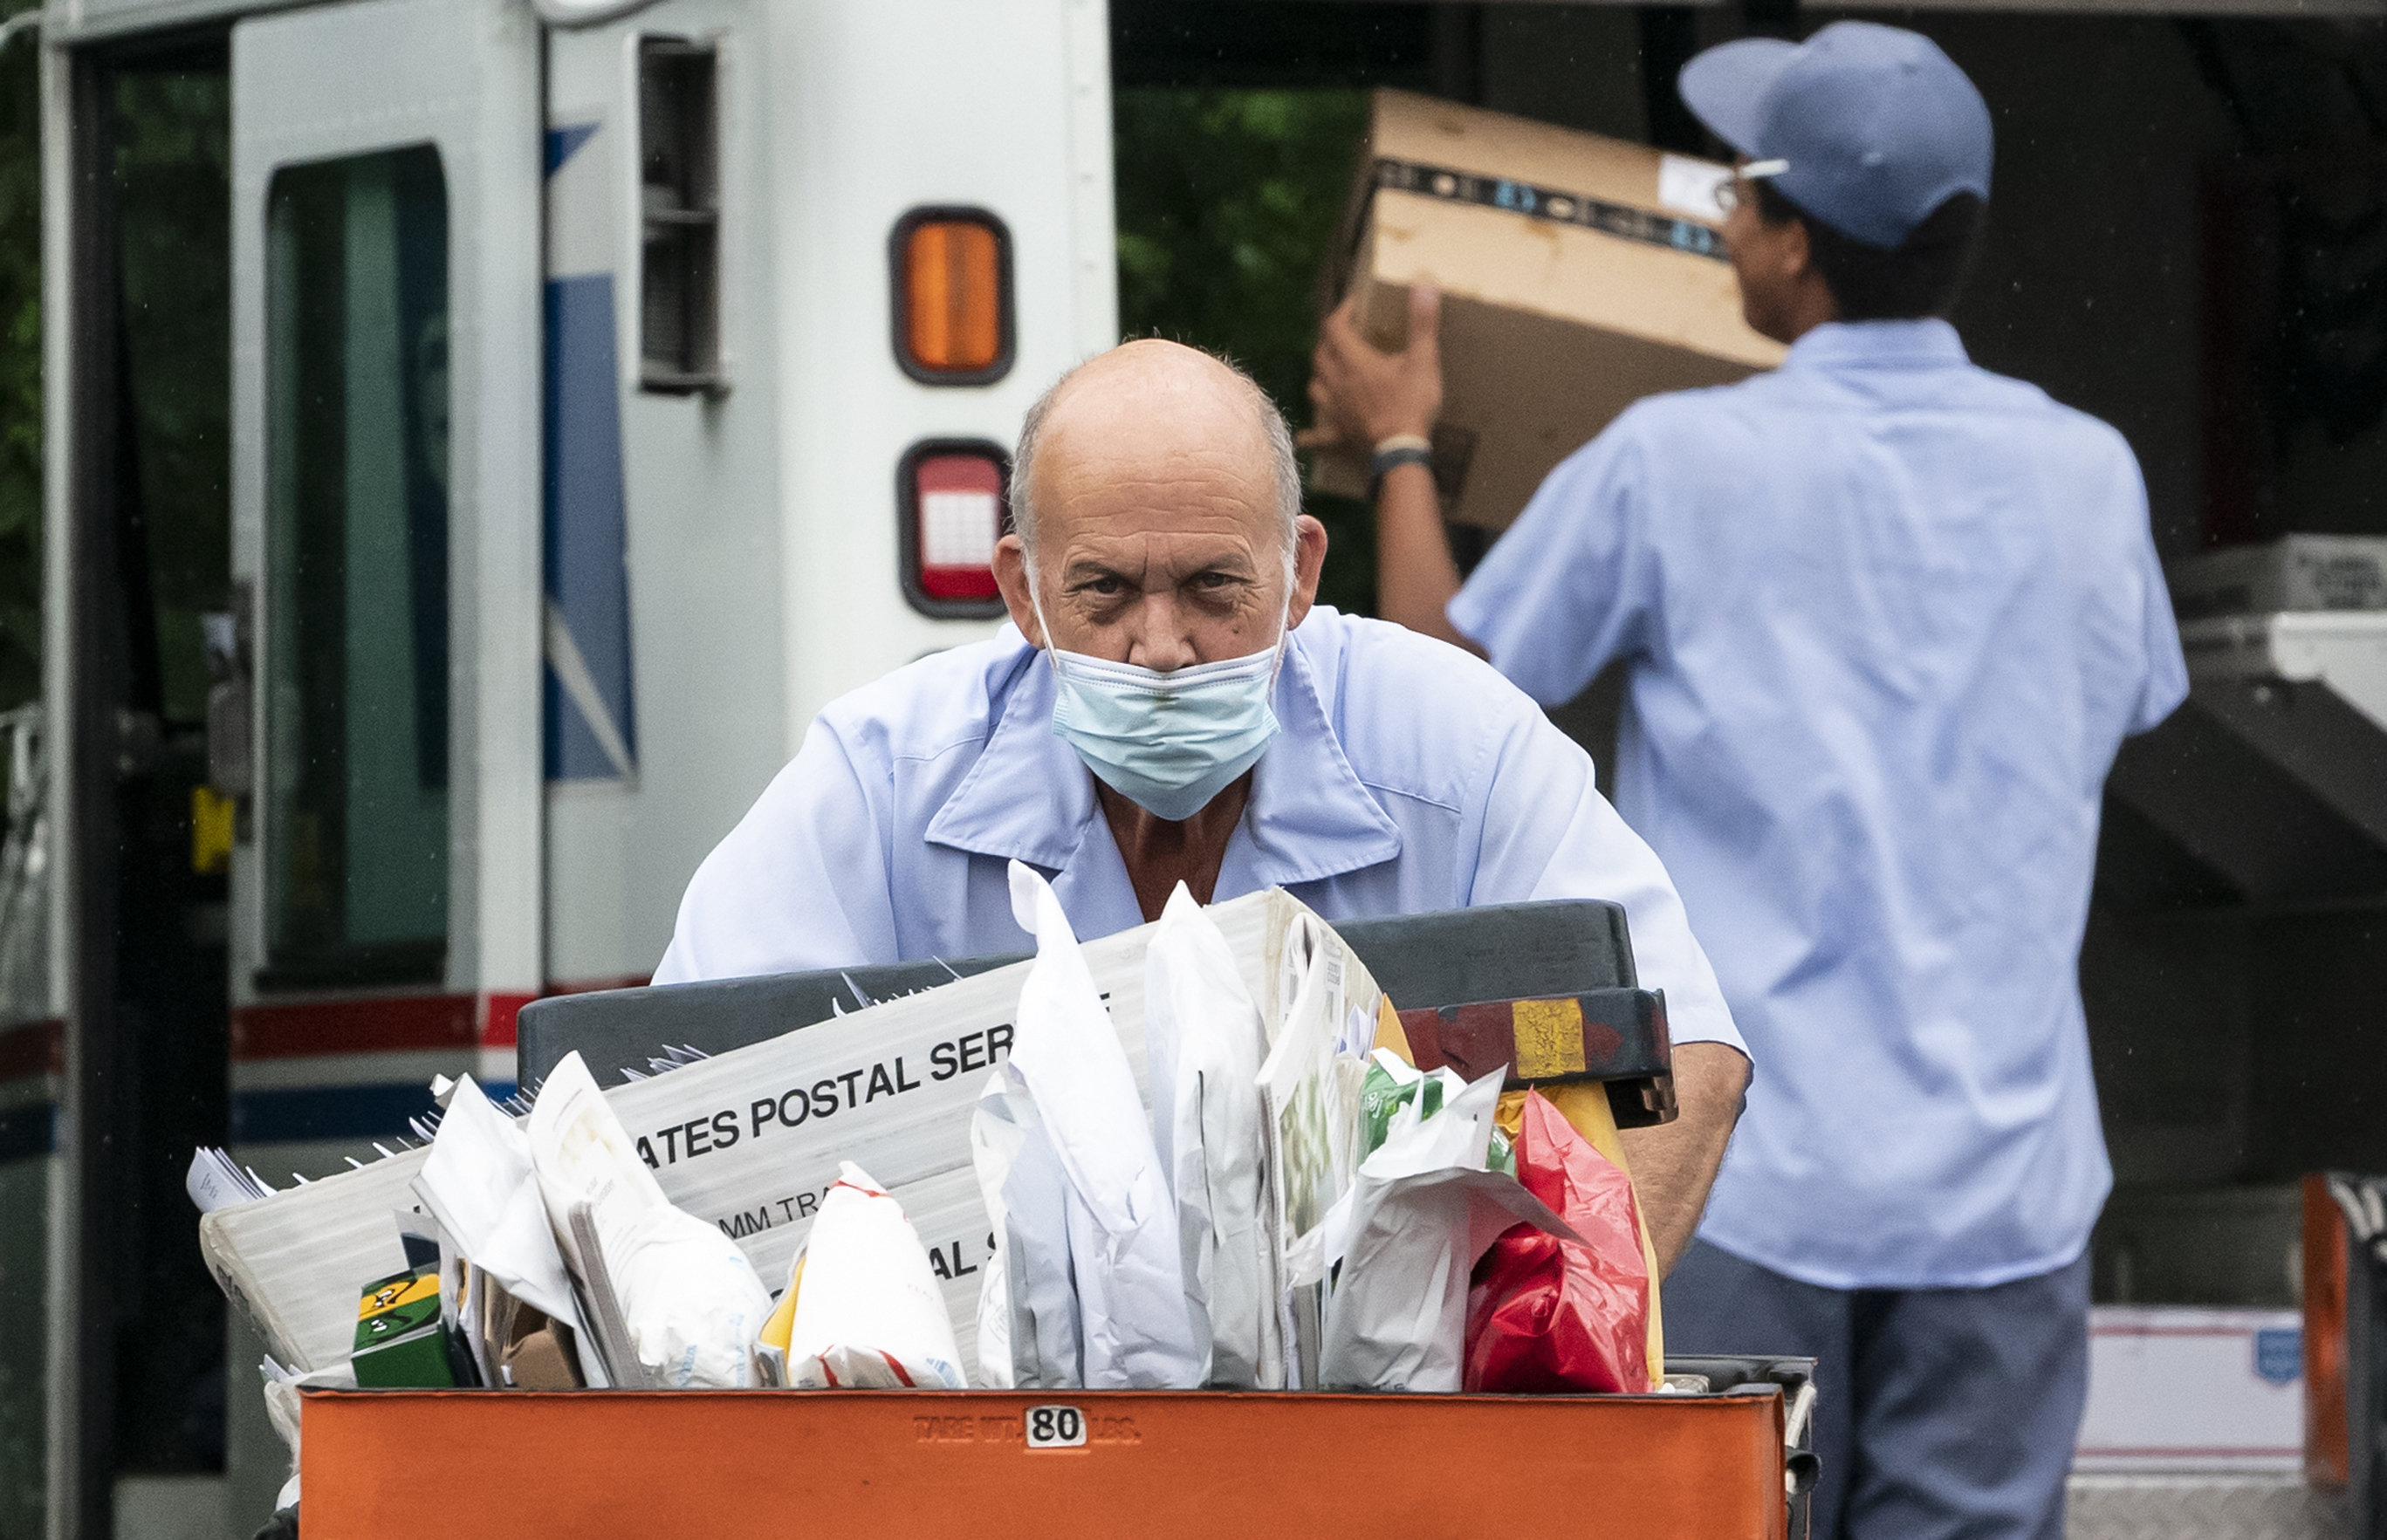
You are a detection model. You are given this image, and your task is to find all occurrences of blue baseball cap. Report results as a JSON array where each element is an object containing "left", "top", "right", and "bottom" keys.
[{"left": 1679, "top": 22, "right": 1993, "bottom": 250}]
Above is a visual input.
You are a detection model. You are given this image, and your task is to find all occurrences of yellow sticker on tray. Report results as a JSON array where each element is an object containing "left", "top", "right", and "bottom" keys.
[{"left": 1511, "top": 997, "right": 1588, "bottom": 1079}]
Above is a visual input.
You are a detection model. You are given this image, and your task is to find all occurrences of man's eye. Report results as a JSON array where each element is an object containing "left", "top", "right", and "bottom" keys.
[{"left": 1193, "top": 572, "right": 1234, "bottom": 590}]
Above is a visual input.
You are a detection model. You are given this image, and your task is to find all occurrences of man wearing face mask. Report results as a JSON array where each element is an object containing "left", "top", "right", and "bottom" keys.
[{"left": 655, "top": 338, "right": 1752, "bottom": 1270}]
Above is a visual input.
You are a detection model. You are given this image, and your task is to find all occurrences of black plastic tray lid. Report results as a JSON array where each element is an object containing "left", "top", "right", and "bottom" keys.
[{"left": 518, "top": 898, "right": 1646, "bottom": 1095}]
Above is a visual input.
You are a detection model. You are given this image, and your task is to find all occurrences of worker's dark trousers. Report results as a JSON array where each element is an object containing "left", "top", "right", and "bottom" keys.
[{"left": 1664, "top": 1241, "right": 2091, "bottom": 1540}]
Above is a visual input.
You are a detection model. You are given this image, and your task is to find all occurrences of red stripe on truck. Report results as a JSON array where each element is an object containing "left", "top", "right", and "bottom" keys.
[
  {"left": 232, "top": 993, "right": 538, "bottom": 1060},
  {"left": 233, "top": 995, "right": 476, "bottom": 1059}
]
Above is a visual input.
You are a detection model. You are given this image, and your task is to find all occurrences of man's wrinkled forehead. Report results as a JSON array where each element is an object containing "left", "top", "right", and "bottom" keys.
[{"left": 1056, "top": 524, "right": 1270, "bottom": 589}]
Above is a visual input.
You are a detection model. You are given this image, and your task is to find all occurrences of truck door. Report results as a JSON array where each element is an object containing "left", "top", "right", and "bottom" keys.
[
  {"left": 224, "top": 0, "right": 540, "bottom": 1141},
  {"left": 217, "top": 0, "right": 541, "bottom": 1517}
]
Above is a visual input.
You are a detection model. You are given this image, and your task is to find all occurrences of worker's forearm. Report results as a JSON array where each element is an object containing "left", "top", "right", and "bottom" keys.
[
  {"left": 1617, "top": 1042, "right": 1750, "bottom": 1276},
  {"left": 1373, "top": 463, "right": 1480, "bottom": 655}
]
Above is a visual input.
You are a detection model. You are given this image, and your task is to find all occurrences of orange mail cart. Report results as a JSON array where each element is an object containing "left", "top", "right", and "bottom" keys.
[{"left": 303, "top": 900, "right": 1815, "bottom": 1538}]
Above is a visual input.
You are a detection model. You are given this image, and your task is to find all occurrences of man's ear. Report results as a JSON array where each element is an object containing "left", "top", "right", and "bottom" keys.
[
  {"left": 1781, "top": 216, "right": 1815, "bottom": 284},
  {"left": 1782, "top": 216, "right": 1841, "bottom": 326},
  {"left": 991, "top": 533, "right": 1046, "bottom": 647},
  {"left": 1284, "top": 515, "right": 1330, "bottom": 633}
]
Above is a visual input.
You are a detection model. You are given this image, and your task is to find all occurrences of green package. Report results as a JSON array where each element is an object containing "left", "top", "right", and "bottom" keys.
[
  {"left": 352, "top": 1267, "right": 457, "bottom": 1389},
  {"left": 1361, "top": 1051, "right": 1519, "bottom": 1176},
  {"left": 1357, "top": 1053, "right": 1457, "bottom": 1155}
]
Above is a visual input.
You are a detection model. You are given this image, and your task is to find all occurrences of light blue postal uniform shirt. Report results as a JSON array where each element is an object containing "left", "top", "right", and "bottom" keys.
[
  {"left": 1451, "top": 319, "right": 2187, "bottom": 1291},
  {"left": 655, "top": 606, "right": 1746, "bottom": 1064}
]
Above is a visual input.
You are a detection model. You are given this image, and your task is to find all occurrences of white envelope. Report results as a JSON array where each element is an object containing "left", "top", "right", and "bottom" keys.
[
  {"left": 528, "top": 1052, "right": 773, "bottom": 1389},
  {"left": 411, "top": 1076, "right": 591, "bottom": 1349},
  {"left": 1005, "top": 862, "right": 1199, "bottom": 1389},
  {"left": 1143, "top": 884, "right": 1272, "bottom": 1387}
]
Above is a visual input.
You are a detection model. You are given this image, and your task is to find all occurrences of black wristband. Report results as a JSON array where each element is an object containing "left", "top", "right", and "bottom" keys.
[{"left": 1369, "top": 443, "right": 1434, "bottom": 498}]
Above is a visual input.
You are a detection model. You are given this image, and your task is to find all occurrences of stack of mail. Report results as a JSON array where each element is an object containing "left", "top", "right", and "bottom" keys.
[
  {"left": 197, "top": 885, "right": 1383, "bottom": 1377},
  {"left": 976, "top": 873, "right": 1577, "bottom": 1393}
]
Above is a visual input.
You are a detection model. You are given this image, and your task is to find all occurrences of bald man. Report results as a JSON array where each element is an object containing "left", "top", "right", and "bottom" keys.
[{"left": 655, "top": 341, "right": 1750, "bottom": 1268}]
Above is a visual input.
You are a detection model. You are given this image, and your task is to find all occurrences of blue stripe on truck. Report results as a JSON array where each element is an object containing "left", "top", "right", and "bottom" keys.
[
  {"left": 230, "top": 1082, "right": 517, "bottom": 1146},
  {"left": 543, "top": 271, "right": 637, "bottom": 782},
  {"left": 543, "top": 117, "right": 636, "bottom": 784},
  {"left": 0, "top": 1099, "right": 53, "bottom": 1162}
]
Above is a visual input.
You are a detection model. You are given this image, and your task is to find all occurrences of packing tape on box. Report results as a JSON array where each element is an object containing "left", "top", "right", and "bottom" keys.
[{"left": 1370, "top": 156, "right": 1729, "bottom": 264}]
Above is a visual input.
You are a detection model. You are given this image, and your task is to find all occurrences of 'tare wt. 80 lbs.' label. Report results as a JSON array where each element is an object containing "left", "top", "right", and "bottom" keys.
[{"left": 1025, "top": 1405, "right": 1086, "bottom": 1449}]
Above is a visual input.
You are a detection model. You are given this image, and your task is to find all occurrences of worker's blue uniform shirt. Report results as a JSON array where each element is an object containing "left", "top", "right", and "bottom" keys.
[
  {"left": 655, "top": 607, "right": 1744, "bottom": 1060},
  {"left": 1450, "top": 319, "right": 2188, "bottom": 1290}
]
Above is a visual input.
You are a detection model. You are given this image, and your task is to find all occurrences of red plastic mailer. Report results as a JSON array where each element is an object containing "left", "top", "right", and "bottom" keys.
[{"left": 1464, "top": 1090, "right": 1650, "bottom": 1393}]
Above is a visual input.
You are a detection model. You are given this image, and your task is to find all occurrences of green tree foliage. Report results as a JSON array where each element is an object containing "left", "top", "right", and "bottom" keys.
[
  {"left": 1114, "top": 88, "right": 1379, "bottom": 615},
  {"left": 0, "top": 44, "right": 229, "bottom": 725},
  {"left": 0, "top": 3, "right": 40, "bottom": 712},
  {"left": 111, "top": 65, "right": 231, "bottom": 724}
]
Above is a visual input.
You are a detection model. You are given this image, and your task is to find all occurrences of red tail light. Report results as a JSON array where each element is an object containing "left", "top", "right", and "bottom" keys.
[{"left": 899, "top": 440, "right": 1011, "bottom": 618}]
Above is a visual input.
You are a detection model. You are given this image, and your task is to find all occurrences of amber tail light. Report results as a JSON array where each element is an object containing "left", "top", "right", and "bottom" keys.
[{"left": 892, "top": 209, "right": 1013, "bottom": 385}]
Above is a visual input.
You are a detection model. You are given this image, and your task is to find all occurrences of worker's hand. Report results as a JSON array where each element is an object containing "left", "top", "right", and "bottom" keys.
[{"left": 1300, "top": 284, "right": 1444, "bottom": 451}]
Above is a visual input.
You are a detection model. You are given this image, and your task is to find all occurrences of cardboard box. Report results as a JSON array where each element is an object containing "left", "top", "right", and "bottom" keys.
[
  {"left": 2169, "top": 535, "right": 2387, "bottom": 620},
  {"left": 2075, "top": 1306, "right": 2303, "bottom": 1473},
  {"left": 1313, "top": 90, "right": 1785, "bottom": 530}
]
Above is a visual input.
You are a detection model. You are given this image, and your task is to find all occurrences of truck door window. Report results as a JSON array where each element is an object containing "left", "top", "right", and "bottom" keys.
[{"left": 261, "top": 146, "right": 449, "bottom": 988}]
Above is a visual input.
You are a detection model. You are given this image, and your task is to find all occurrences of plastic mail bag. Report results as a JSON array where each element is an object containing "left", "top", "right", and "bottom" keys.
[
  {"left": 1317, "top": 1067, "right": 1576, "bottom": 1392},
  {"left": 411, "top": 1074, "right": 598, "bottom": 1382},
  {"left": 1259, "top": 911, "right": 1370, "bottom": 1387},
  {"left": 772, "top": 1162, "right": 965, "bottom": 1389},
  {"left": 1464, "top": 1091, "right": 1650, "bottom": 1394}
]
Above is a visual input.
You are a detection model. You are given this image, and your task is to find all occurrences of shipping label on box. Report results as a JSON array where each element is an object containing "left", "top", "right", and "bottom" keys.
[{"left": 1311, "top": 90, "right": 1784, "bottom": 530}]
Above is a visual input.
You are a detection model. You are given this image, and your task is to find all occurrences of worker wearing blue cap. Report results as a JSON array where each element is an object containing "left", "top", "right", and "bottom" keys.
[{"left": 1309, "top": 22, "right": 2186, "bottom": 1539}]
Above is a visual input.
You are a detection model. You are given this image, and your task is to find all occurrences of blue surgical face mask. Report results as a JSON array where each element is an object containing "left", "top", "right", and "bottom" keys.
[{"left": 1039, "top": 607, "right": 1286, "bottom": 823}]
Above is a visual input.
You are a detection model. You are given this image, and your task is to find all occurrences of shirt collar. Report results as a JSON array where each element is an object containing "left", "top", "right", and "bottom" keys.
[
  {"left": 924, "top": 620, "right": 1403, "bottom": 887},
  {"left": 1782, "top": 318, "right": 1969, "bottom": 373}
]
